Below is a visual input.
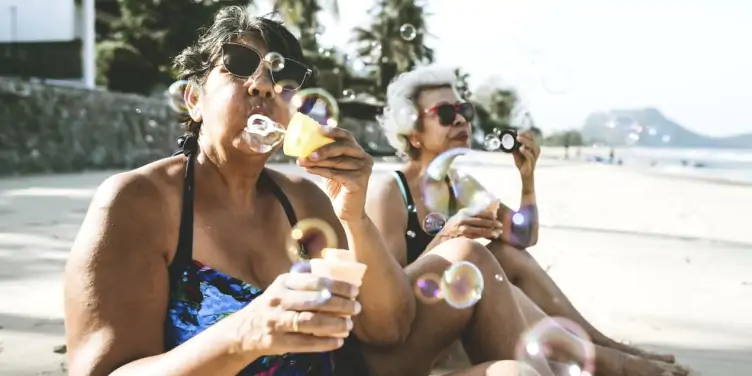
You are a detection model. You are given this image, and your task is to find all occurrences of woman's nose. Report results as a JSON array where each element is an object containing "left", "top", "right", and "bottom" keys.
[
  {"left": 246, "top": 70, "right": 274, "bottom": 98},
  {"left": 453, "top": 113, "right": 468, "bottom": 126}
]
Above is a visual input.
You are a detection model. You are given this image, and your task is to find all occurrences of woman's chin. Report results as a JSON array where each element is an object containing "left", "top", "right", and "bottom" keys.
[{"left": 449, "top": 140, "right": 471, "bottom": 149}]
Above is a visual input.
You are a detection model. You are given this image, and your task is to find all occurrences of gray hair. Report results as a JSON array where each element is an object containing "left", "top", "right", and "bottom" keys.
[{"left": 377, "top": 65, "right": 459, "bottom": 158}]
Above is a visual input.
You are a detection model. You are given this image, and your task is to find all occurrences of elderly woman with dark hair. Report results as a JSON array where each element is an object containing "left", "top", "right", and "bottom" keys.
[{"left": 62, "top": 6, "right": 559, "bottom": 376}]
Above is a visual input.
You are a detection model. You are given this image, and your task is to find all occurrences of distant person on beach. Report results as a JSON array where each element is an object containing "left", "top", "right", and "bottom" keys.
[
  {"left": 61, "top": 6, "right": 580, "bottom": 376},
  {"left": 368, "top": 65, "right": 687, "bottom": 375}
]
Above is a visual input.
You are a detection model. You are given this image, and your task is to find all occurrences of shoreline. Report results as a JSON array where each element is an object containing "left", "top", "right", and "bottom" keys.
[{"left": 540, "top": 146, "right": 752, "bottom": 186}]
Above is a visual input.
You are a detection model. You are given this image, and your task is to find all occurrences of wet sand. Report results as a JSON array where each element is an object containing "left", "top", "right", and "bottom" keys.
[{"left": 0, "top": 152, "right": 750, "bottom": 375}]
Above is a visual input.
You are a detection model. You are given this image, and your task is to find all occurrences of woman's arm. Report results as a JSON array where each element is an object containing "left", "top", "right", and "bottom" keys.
[
  {"left": 497, "top": 175, "right": 539, "bottom": 247},
  {"left": 364, "top": 177, "right": 410, "bottom": 267},
  {"left": 64, "top": 172, "right": 257, "bottom": 376},
  {"left": 301, "top": 177, "right": 415, "bottom": 346}
]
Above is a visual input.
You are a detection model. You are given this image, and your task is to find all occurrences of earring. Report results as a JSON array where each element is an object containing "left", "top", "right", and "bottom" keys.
[{"left": 415, "top": 142, "right": 421, "bottom": 147}]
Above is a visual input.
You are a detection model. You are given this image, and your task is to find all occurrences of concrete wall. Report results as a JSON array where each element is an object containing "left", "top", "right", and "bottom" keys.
[
  {"left": 0, "top": 77, "right": 182, "bottom": 175},
  {"left": 0, "top": 77, "right": 397, "bottom": 176}
]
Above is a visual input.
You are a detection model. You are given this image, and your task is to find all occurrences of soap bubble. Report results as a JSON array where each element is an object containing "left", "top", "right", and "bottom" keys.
[
  {"left": 540, "top": 63, "right": 574, "bottom": 95},
  {"left": 242, "top": 114, "right": 286, "bottom": 154},
  {"left": 512, "top": 212, "right": 526, "bottom": 225},
  {"left": 414, "top": 273, "right": 443, "bottom": 304},
  {"left": 422, "top": 148, "right": 497, "bottom": 216},
  {"left": 450, "top": 171, "right": 498, "bottom": 216},
  {"left": 399, "top": 24, "right": 418, "bottom": 41},
  {"left": 166, "top": 80, "right": 190, "bottom": 113},
  {"left": 425, "top": 148, "right": 471, "bottom": 181},
  {"left": 264, "top": 52, "right": 285, "bottom": 72},
  {"left": 342, "top": 89, "right": 355, "bottom": 99},
  {"left": 290, "top": 88, "right": 340, "bottom": 127},
  {"left": 515, "top": 317, "right": 596, "bottom": 376},
  {"left": 484, "top": 134, "right": 501, "bottom": 151},
  {"left": 422, "top": 212, "right": 447, "bottom": 235},
  {"left": 441, "top": 261, "right": 484, "bottom": 309},
  {"left": 286, "top": 218, "right": 338, "bottom": 262}
]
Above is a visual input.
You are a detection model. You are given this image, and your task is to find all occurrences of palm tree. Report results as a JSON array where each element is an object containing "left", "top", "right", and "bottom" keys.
[
  {"left": 271, "top": 0, "right": 339, "bottom": 52},
  {"left": 351, "top": 0, "right": 434, "bottom": 96},
  {"left": 488, "top": 88, "right": 518, "bottom": 127}
]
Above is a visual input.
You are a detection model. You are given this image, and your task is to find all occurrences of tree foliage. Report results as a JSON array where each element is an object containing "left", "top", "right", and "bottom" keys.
[
  {"left": 352, "top": 0, "right": 433, "bottom": 96},
  {"left": 97, "top": 0, "right": 249, "bottom": 93},
  {"left": 95, "top": 40, "right": 156, "bottom": 94},
  {"left": 272, "top": 0, "right": 339, "bottom": 53},
  {"left": 543, "top": 130, "right": 584, "bottom": 146}
]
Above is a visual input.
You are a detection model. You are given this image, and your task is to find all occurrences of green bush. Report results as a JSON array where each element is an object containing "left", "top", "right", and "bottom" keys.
[{"left": 96, "top": 40, "right": 158, "bottom": 95}]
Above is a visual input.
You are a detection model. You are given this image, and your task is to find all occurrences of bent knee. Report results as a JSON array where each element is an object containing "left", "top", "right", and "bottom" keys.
[{"left": 428, "top": 238, "right": 496, "bottom": 267}]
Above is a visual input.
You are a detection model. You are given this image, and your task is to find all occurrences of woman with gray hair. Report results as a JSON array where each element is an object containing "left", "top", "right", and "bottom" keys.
[{"left": 366, "top": 64, "right": 685, "bottom": 375}]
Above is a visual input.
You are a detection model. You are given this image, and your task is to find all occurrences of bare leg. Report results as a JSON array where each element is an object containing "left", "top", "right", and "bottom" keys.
[
  {"left": 360, "top": 238, "right": 553, "bottom": 376},
  {"left": 487, "top": 240, "right": 676, "bottom": 363},
  {"left": 513, "top": 285, "right": 689, "bottom": 376}
]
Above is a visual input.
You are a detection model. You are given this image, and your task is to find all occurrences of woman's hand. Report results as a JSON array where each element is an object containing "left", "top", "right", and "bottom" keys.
[
  {"left": 438, "top": 208, "right": 503, "bottom": 240},
  {"left": 298, "top": 126, "right": 374, "bottom": 222},
  {"left": 513, "top": 130, "right": 541, "bottom": 179},
  {"left": 237, "top": 272, "right": 361, "bottom": 357}
]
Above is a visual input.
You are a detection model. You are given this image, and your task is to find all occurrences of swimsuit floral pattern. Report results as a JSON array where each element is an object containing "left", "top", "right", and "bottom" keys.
[{"left": 164, "top": 261, "right": 336, "bottom": 375}]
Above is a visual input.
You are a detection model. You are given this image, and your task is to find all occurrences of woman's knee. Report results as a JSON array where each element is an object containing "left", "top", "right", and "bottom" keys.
[
  {"left": 430, "top": 238, "right": 496, "bottom": 266},
  {"left": 426, "top": 237, "right": 513, "bottom": 284}
]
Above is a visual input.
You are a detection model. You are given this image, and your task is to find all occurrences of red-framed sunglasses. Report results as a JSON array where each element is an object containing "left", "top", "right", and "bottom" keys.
[
  {"left": 220, "top": 43, "right": 312, "bottom": 91},
  {"left": 423, "top": 102, "right": 475, "bottom": 126}
]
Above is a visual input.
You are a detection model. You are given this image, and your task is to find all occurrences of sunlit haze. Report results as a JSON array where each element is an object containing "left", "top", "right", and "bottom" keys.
[{"left": 258, "top": 0, "right": 752, "bottom": 137}]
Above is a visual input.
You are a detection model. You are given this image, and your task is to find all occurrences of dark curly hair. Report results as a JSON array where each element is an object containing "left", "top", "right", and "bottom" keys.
[{"left": 173, "top": 6, "right": 311, "bottom": 135}]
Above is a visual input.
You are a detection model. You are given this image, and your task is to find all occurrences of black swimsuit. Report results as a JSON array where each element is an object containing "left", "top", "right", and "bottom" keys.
[
  {"left": 163, "top": 136, "right": 369, "bottom": 375},
  {"left": 392, "top": 171, "right": 457, "bottom": 265}
]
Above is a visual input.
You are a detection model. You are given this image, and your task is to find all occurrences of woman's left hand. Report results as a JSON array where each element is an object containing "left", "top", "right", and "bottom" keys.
[
  {"left": 298, "top": 126, "right": 374, "bottom": 222},
  {"left": 513, "top": 130, "right": 541, "bottom": 179}
]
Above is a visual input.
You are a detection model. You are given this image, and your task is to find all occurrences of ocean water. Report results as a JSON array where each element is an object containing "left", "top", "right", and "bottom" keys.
[{"left": 556, "top": 147, "right": 752, "bottom": 184}]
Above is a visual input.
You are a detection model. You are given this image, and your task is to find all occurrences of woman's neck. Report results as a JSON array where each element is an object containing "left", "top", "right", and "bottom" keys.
[
  {"left": 195, "top": 147, "right": 269, "bottom": 210},
  {"left": 405, "top": 152, "right": 438, "bottom": 178}
]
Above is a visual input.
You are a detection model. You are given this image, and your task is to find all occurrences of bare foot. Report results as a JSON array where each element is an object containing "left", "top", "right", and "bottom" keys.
[
  {"left": 623, "top": 355, "right": 690, "bottom": 376},
  {"left": 635, "top": 349, "right": 675, "bottom": 364},
  {"left": 613, "top": 341, "right": 675, "bottom": 363}
]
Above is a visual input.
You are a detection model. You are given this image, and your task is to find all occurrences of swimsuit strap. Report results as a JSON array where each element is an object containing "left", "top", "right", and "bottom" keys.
[
  {"left": 169, "top": 135, "right": 198, "bottom": 282},
  {"left": 260, "top": 172, "right": 298, "bottom": 226},
  {"left": 393, "top": 170, "right": 458, "bottom": 215},
  {"left": 168, "top": 135, "right": 305, "bottom": 279}
]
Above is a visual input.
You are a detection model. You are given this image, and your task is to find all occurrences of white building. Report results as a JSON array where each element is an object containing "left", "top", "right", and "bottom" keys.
[{"left": 0, "top": 0, "right": 96, "bottom": 88}]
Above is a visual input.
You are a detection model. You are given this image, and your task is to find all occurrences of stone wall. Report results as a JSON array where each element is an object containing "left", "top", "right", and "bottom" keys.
[
  {"left": 0, "top": 77, "right": 397, "bottom": 176},
  {"left": 0, "top": 77, "right": 183, "bottom": 175}
]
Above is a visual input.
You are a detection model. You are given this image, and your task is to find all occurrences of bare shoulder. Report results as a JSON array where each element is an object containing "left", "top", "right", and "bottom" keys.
[
  {"left": 64, "top": 156, "right": 186, "bottom": 375},
  {"left": 366, "top": 172, "right": 406, "bottom": 218},
  {"left": 80, "top": 157, "right": 184, "bottom": 251}
]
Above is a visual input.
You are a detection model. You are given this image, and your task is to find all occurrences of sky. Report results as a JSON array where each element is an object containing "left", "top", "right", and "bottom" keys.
[{"left": 261, "top": 0, "right": 751, "bottom": 137}]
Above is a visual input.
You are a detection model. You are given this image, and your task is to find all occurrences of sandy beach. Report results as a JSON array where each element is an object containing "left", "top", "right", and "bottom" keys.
[{"left": 0, "top": 150, "right": 750, "bottom": 375}]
